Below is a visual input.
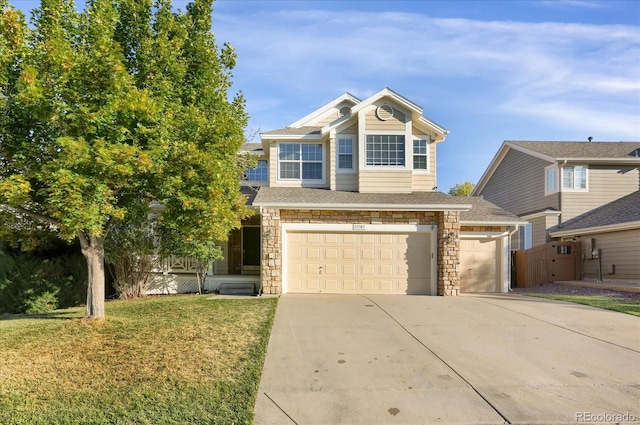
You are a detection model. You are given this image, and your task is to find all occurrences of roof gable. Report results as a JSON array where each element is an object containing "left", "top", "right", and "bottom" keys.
[
  {"left": 474, "top": 141, "right": 640, "bottom": 194},
  {"left": 288, "top": 92, "right": 360, "bottom": 128}
]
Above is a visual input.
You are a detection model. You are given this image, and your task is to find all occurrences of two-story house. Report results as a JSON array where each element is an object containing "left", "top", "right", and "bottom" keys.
[
  {"left": 473, "top": 141, "right": 640, "bottom": 280},
  {"left": 151, "top": 88, "right": 525, "bottom": 295}
]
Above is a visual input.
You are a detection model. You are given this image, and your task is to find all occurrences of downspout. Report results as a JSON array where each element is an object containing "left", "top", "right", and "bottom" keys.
[{"left": 507, "top": 225, "right": 520, "bottom": 291}]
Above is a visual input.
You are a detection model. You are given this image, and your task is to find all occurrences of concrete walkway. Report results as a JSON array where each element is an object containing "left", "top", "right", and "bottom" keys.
[{"left": 254, "top": 294, "right": 640, "bottom": 424}]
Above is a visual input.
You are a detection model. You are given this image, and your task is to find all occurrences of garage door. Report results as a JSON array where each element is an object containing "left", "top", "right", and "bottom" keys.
[
  {"left": 459, "top": 238, "right": 499, "bottom": 292},
  {"left": 286, "top": 232, "right": 431, "bottom": 294}
]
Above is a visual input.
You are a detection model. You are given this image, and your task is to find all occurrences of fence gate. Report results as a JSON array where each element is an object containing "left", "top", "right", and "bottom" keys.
[{"left": 514, "top": 241, "right": 581, "bottom": 288}]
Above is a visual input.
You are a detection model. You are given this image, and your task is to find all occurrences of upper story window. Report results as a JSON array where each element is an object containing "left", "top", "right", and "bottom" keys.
[
  {"left": 366, "top": 135, "right": 405, "bottom": 166},
  {"left": 562, "top": 165, "right": 587, "bottom": 190},
  {"left": 545, "top": 165, "right": 558, "bottom": 195},
  {"left": 337, "top": 138, "right": 354, "bottom": 170},
  {"left": 413, "top": 139, "right": 428, "bottom": 170},
  {"left": 245, "top": 160, "right": 268, "bottom": 181},
  {"left": 278, "top": 143, "right": 323, "bottom": 180}
]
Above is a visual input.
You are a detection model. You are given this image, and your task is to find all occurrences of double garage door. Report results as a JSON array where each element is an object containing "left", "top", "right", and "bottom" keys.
[{"left": 286, "top": 231, "right": 433, "bottom": 295}]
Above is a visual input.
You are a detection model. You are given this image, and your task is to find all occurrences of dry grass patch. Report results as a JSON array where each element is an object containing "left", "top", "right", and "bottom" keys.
[{"left": 0, "top": 294, "right": 278, "bottom": 424}]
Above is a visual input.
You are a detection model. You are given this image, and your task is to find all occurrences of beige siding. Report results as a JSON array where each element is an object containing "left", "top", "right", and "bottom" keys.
[
  {"left": 365, "top": 108, "right": 406, "bottom": 131},
  {"left": 580, "top": 229, "right": 640, "bottom": 280},
  {"left": 412, "top": 173, "right": 436, "bottom": 192},
  {"left": 268, "top": 144, "right": 278, "bottom": 187},
  {"left": 411, "top": 125, "right": 437, "bottom": 141},
  {"left": 336, "top": 173, "right": 358, "bottom": 191},
  {"left": 339, "top": 124, "right": 358, "bottom": 134},
  {"left": 479, "top": 149, "right": 559, "bottom": 216},
  {"left": 359, "top": 170, "right": 412, "bottom": 193},
  {"left": 561, "top": 165, "right": 639, "bottom": 222}
]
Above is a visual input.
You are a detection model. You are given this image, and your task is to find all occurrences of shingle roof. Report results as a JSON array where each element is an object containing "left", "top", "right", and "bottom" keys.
[
  {"left": 240, "top": 143, "right": 263, "bottom": 153},
  {"left": 240, "top": 186, "right": 259, "bottom": 205},
  {"left": 253, "top": 187, "right": 460, "bottom": 208},
  {"left": 261, "top": 126, "right": 322, "bottom": 137},
  {"left": 550, "top": 191, "right": 640, "bottom": 233},
  {"left": 507, "top": 141, "right": 640, "bottom": 159},
  {"left": 459, "top": 197, "right": 525, "bottom": 224}
]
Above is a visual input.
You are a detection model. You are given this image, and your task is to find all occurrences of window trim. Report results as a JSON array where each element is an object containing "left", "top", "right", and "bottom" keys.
[
  {"left": 364, "top": 133, "right": 406, "bottom": 168},
  {"left": 561, "top": 165, "right": 588, "bottom": 192},
  {"left": 336, "top": 135, "right": 356, "bottom": 174},
  {"left": 545, "top": 164, "right": 558, "bottom": 195},
  {"left": 276, "top": 142, "right": 325, "bottom": 183}
]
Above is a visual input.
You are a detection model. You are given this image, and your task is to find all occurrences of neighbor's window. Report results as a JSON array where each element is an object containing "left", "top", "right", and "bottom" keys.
[
  {"left": 278, "top": 143, "right": 323, "bottom": 180},
  {"left": 366, "top": 135, "right": 405, "bottom": 166},
  {"left": 545, "top": 165, "right": 557, "bottom": 194},
  {"left": 413, "top": 139, "right": 428, "bottom": 170},
  {"left": 562, "top": 165, "right": 587, "bottom": 190},
  {"left": 245, "top": 160, "right": 268, "bottom": 181},
  {"left": 337, "top": 138, "right": 353, "bottom": 170}
]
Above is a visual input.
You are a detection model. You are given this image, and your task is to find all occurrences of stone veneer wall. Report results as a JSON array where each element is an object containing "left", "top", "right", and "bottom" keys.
[
  {"left": 437, "top": 211, "right": 461, "bottom": 296},
  {"left": 260, "top": 209, "right": 462, "bottom": 296}
]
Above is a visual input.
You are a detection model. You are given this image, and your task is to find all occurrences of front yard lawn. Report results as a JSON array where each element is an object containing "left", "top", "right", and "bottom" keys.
[
  {"left": 0, "top": 295, "right": 278, "bottom": 424},
  {"left": 522, "top": 293, "right": 640, "bottom": 317}
]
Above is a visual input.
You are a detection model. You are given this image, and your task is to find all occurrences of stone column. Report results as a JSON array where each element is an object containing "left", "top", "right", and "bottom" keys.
[
  {"left": 437, "top": 210, "right": 461, "bottom": 296},
  {"left": 260, "top": 208, "right": 282, "bottom": 294}
]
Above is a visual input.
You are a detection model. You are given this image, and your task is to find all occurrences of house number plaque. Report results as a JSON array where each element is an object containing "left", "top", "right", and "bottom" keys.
[{"left": 352, "top": 224, "right": 366, "bottom": 230}]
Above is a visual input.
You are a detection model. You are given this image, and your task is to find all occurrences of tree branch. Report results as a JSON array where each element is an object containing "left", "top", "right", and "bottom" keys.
[{"left": 0, "top": 204, "right": 59, "bottom": 227}]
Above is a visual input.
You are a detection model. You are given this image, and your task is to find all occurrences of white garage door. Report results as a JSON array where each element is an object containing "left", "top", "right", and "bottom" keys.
[
  {"left": 286, "top": 232, "right": 432, "bottom": 294},
  {"left": 459, "top": 238, "right": 500, "bottom": 293}
]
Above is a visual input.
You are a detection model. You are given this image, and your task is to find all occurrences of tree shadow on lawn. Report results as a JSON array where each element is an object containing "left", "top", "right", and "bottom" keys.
[{"left": 0, "top": 310, "right": 82, "bottom": 321}]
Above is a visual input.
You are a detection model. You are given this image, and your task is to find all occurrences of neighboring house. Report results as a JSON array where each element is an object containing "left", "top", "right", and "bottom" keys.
[
  {"left": 473, "top": 141, "right": 640, "bottom": 283},
  {"left": 549, "top": 191, "right": 640, "bottom": 280},
  {"left": 473, "top": 141, "right": 640, "bottom": 249},
  {"left": 150, "top": 88, "right": 524, "bottom": 295}
]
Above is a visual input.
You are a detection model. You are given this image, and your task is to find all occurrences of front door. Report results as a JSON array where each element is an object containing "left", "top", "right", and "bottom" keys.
[{"left": 242, "top": 226, "right": 261, "bottom": 273}]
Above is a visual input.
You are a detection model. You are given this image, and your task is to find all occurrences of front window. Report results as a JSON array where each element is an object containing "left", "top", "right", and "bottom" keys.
[
  {"left": 413, "top": 139, "right": 428, "bottom": 170},
  {"left": 545, "top": 165, "right": 557, "bottom": 194},
  {"left": 338, "top": 138, "right": 353, "bottom": 170},
  {"left": 562, "top": 165, "right": 587, "bottom": 190},
  {"left": 278, "top": 143, "right": 323, "bottom": 180},
  {"left": 245, "top": 160, "right": 268, "bottom": 181},
  {"left": 366, "top": 135, "right": 405, "bottom": 166}
]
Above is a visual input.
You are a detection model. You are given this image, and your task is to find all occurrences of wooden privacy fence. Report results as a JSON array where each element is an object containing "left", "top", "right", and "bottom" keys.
[{"left": 514, "top": 241, "right": 581, "bottom": 288}]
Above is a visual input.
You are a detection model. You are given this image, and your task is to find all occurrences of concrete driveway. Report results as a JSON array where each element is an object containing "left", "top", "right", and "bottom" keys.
[{"left": 254, "top": 294, "right": 640, "bottom": 424}]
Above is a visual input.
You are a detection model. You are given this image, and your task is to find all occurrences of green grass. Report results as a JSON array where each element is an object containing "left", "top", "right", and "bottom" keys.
[
  {"left": 522, "top": 293, "right": 640, "bottom": 317},
  {"left": 0, "top": 294, "right": 278, "bottom": 424}
]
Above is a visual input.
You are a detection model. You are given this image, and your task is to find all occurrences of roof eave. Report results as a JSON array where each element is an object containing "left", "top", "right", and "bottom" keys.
[
  {"left": 550, "top": 221, "right": 640, "bottom": 238},
  {"left": 461, "top": 220, "right": 528, "bottom": 226},
  {"left": 261, "top": 133, "right": 322, "bottom": 140},
  {"left": 254, "top": 202, "right": 473, "bottom": 212}
]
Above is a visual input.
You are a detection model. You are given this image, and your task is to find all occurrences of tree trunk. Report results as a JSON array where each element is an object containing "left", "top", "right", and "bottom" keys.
[{"left": 79, "top": 233, "right": 106, "bottom": 319}]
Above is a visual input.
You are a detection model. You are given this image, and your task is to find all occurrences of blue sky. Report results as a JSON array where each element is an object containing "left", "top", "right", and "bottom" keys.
[{"left": 16, "top": 0, "right": 640, "bottom": 192}]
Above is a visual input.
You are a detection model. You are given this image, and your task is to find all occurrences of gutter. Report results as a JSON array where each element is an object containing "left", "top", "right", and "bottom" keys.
[{"left": 253, "top": 203, "right": 473, "bottom": 212}]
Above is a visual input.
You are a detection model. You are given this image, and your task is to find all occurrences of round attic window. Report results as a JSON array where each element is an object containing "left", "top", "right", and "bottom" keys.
[
  {"left": 337, "top": 106, "right": 351, "bottom": 118},
  {"left": 376, "top": 104, "right": 394, "bottom": 121}
]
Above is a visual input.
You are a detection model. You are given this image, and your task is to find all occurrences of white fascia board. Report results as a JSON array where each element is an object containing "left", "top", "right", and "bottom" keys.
[
  {"left": 549, "top": 221, "right": 640, "bottom": 238},
  {"left": 260, "top": 133, "right": 322, "bottom": 140},
  {"left": 282, "top": 223, "right": 436, "bottom": 232},
  {"left": 461, "top": 220, "right": 528, "bottom": 226},
  {"left": 521, "top": 210, "right": 561, "bottom": 220},
  {"left": 289, "top": 93, "right": 360, "bottom": 128},
  {"left": 254, "top": 202, "right": 472, "bottom": 211},
  {"left": 504, "top": 142, "right": 557, "bottom": 163},
  {"left": 460, "top": 231, "right": 510, "bottom": 238},
  {"left": 556, "top": 158, "right": 640, "bottom": 164},
  {"left": 321, "top": 114, "right": 356, "bottom": 136},
  {"left": 350, "top": 87, "right": 422, "bottom": 116}
]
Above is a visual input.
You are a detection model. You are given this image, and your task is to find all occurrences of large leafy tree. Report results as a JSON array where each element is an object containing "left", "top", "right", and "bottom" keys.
[
  {"left": 448, "top": 181, "right": 476, "bottom": 197},
  {"left": 0, "top": 0, "right": 251, "bottom": 319}
]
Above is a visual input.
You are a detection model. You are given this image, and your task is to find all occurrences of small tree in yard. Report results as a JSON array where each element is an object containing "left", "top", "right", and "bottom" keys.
[
  {"left": 448, "top": 181, "right": 476, "bottom": 197},
  {"left": 0, "top": 0, "right": 251, "bottom": 319}
]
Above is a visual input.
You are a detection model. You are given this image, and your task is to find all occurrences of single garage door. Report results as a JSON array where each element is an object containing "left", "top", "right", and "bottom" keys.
[
  {"left": 459, "top": 238, "right": 500, "bottom": 292},
  {"left": 287, "top": 232, "right": 431, "bottom": 294}
]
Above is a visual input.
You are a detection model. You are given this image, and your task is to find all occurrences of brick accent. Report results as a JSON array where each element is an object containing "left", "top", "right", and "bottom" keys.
[
  {"left": 260, "top": 209, "right": 463, "bottom": 296},
  {"left": 437, "top": 211, "right": 461, "bottom": 296}
]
